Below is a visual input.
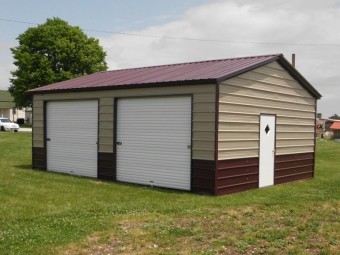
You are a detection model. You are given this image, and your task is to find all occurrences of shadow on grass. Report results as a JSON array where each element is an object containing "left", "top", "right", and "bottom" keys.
[
  {"left": 11, "top": 164, "right": 198, "bottom": 196},
  {"left": 15, "top": 164, "right": 34, "bottom": 170}
]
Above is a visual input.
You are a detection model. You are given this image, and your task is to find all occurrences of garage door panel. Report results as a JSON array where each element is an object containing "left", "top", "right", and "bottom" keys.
[
  {"left": 117, "top": 96, "right": 192, "bottom": 190},
  {"left": 46, "top": 100, "right": 98, "bottom": 178}
]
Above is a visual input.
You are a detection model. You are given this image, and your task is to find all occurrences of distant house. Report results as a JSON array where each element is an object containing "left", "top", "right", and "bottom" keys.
[
  {"left": 330, "top": 122, "right": 340, "bottom": 139},
  {"left": 0, "top": 90, "right": 25, "bottom": 122},
  {"left": 317, "top": 118, "right": 340, "bottom": 139}
]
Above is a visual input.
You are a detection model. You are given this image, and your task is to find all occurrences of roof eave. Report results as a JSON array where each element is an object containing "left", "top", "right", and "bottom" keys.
[{"left": 27, "top": 79, "right": 217, "bottom": 95}]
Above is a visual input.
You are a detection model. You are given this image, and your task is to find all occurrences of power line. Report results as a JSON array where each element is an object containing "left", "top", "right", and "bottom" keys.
[
  {"left": 0, "top": 18, "right": 37, "bottom": 25},
  {"left": 1, "top": 17, "right": 340, "bottom": 47}
]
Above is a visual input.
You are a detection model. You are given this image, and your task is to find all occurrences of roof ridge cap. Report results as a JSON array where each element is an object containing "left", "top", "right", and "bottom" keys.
[{"left": 102, "top": 54, "right": 282, "bottom": 74}]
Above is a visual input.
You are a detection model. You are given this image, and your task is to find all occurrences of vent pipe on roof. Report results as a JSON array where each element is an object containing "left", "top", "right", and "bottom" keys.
[{"left": 292, "top": 54, "right": 296, "bottom": 67}]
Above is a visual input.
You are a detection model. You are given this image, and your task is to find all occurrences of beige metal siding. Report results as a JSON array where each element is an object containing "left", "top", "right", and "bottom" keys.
[
  {"left": 99, "top": 97, "right": 114, "bottom": 152},
  {"left": 32, "top": 84, "right": 216, "bottom": 161},
  {"left": 219, "top": 61, "right": 315, "bottom": 160}
]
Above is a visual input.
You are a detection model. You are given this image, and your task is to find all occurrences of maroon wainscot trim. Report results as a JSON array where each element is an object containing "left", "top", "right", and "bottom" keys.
[
  {"left": 275, "top": 152, "right": 314, "bottom": 184},
  {"left": 191, "top": 159, "right": 215, "bottom": 195},
  {"left": 32, "top": 147, "right": 46, "bottom": 170},
  {"left": 98, "top": 152, "right": 115, "bottom": 181},
  {"left": 216, "top": 157, "right": 259, "bottom": 195}
]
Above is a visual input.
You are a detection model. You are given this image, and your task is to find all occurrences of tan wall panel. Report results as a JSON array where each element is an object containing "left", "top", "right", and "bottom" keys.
[
  {"left": 32, "top": 120, "right": 43, "bottom": 128},
  {"left": 219, "top": 140, "right": 258, "bottom": 150},
  {"left": 221, "top": 78, "right": 312, "bottom": 98},
  {"left": 99, "top": 128, "right": 114, "bottom": 137},
  {"left": 33, "top": 115, "right": 44, "bottom": 121},
  {"left": 33, "top": 140, "right": 44, "bottom": 148},
  {"left": 218, "top": 61, "right": 316, "bottom": 160},
  {"left": 99, "top": 137, "right": 113, "bottom": 146},
  {"left": 33, "top": 107, "right": 44, "bottom": 116},
  {"left": 219, "top": 112, "right": 259, "bottom": 123},
  {"left": 219, "top": 149, "right": 258, "bottom": 160},
  {"left": 193, "top": 93, "right": 215, "bottom": 103},
  {"left": 192, "top": 150, "right": 214, "bottom": 160},
  {"left": 219, "top": 131, "right": 259, "bottom": 140},
  {"left": 240, "top": 71, "right": 310, "bottom": 92},
  {"left": 193, "top": 121, "right": 215, "bottom": 132},
  {"left": 33, "top": 100, "right": 44, "bottom": 108},
  {"left": 253, "top": 65, "right": 295, "bottom": 81},
  {"left": 100, "top": 121, "right": 114, "bottom": 129},
  {"left": 277, "top": 125, "right": 314, "bottom": 132},
  {"left": 100, "top": 98, "right": 114, "bottom": 105},
  {"left": 33, "top": 127, "right": 43, "bottom": 135},
  {"left": 267, "top": 61, "right": 285, "bottom": 70},
  {"left": 221, "top": 84, "right": 315, "bottom": 105},
  {"left": 193, "top": 102, "right": 215, "bottom": 113},
  {"left": 192, "top": 140, "right": 215, "bottom": 150},
  {"left": 277, "top": 116, "right": 315, "bottom": 125},
  {"left": 220, "top": 96, "right": 314, "bottom": 113},
  {"left": 276, "top": 139, "right": 314, "bottom": 147},
  {"left": 100, "top": 106, "right": 114, "bottom": 114},
  {"left": 219, "top": 122, "right": 258, "bottom": 131},
  {"left": 219, "top": 103, "right": 315, "bottom": 119},
  {"left": 99, "top": 113, "right": 114, "bottom": 121},
  {"left": 277, "top": 132, "right": 314, "bottom": 139},
  {"left": 99, "top": 144, "right": 114, "bottom": 153},
  {"left": 192, "top": 131, "right": 215, "bottom": 141},
  {"left": 276, "top": 146, "right": 314, "bottom": 155},
  {"left": 193, "top": 112, "right": 215, "bottom": 122},
  {"left": 32, "top": 84, "right": 216, "bottom": 160}
]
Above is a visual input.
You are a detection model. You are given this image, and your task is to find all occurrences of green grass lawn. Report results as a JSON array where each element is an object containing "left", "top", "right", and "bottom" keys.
[{"left": 0, "top": 133, "right": 339, "bottom": 255}]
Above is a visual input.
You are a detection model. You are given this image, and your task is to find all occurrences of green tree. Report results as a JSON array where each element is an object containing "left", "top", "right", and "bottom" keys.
[
  {"left": 9, "top": 18, "right": 108, "bottom": 108},
  {"left": 329, "top": 114, "right": 340, "bottom": 120}
]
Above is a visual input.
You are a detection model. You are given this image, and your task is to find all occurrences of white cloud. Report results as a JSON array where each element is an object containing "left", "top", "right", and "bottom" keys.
[
  {"left": 0, "top": 0, "right": 338, "bottom": 117},
  {"left": 99, "top": 0, "right": 340, "bottom": 117}
]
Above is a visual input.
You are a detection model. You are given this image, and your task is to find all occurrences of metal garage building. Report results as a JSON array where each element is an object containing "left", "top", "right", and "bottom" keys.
[{"left": 29, "top": 54, "right": 321, "bottom": 195}]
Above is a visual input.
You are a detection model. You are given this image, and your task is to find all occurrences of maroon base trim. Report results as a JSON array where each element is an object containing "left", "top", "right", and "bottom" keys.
[
  {"left": 191, "top": 159, "right": 215, "bottom": 194},
  {"left": 98, "top": 152, "right": 115, "bottom": 180},
  {"left": 216, "top": 157, "right": 259, "bottom": 195},
  {"left": 32, "top": 147, "right": 46, "bottom": 170},
  {"left": 275, "top": 152, "right": 314, "bottom": 185},
  {"left": 32, "top": 147, "right": 315, "bottom": 195}
]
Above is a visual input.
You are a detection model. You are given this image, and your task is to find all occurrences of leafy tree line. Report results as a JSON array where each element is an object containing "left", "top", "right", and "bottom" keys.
[
  {"left": 9, "top": 18, "right": 108, "bottom": 108},
  {"left": 317, "top": 113, "right": 340, "bottom": 120},
  {"left": 329, "top": 114, "right": 340, "bottom": 120}
]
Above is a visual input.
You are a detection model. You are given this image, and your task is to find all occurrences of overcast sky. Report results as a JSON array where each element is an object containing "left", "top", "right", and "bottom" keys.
[{"left": 0, "top": 0, "right": 339, "bottom": 117}]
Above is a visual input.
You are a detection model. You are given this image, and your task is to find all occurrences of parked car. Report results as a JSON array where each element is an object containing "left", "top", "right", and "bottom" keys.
[{"left": 0, "top": 118, "right": 19, "bottom": 132}]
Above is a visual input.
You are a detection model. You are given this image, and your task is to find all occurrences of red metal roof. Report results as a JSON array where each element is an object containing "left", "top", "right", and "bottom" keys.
[
  {"left": 29, "top": 54, "right": 280, "bottom": 92},
  {"left": 330, "top": 122, "right": 340, "bottom": 130},
  {"left": 28, "top": 54, "right": 321, "bottom": 99}
]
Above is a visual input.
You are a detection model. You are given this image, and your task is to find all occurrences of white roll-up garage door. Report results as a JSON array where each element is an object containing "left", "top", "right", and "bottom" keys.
[
  {"left": 46, "top": 100, "right": 98, "bottom": 178},
  {"left": 116, "top": 96, "right": 192, "bottom": 190}
]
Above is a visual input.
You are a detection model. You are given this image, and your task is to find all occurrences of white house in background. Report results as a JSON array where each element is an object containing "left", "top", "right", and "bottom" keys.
[{"left": 0, "top": 90, "right": 26, "bottom": 123}]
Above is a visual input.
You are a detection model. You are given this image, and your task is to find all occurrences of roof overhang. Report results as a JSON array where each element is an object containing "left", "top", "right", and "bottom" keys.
[
  {"left": 27, "top": 79, "right": 217, "bottom": 95},
  {"left": 27, "top": 54, "right": 321, "bottom": 99}
]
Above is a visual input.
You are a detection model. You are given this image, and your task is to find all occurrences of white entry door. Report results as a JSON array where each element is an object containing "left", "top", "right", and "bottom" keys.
[
  {"left": 46, "top": 100, "right": 98, "bottom": 178},
  {"left": 259, "top": 115, "right": 276, "bottom": 187},
  {"left": 116, "top": 96, "right": 192, "bottom": 190}
]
